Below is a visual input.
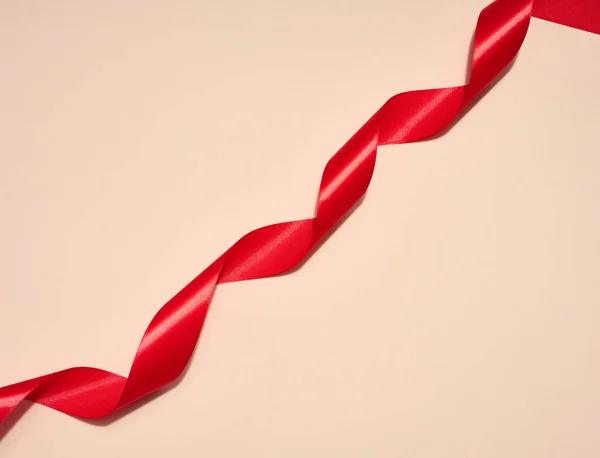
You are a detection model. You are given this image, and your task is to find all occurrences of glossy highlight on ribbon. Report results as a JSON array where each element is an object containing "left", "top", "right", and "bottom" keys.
[{"left": 1, "top": 0, "right": 599, "bottom": 434}]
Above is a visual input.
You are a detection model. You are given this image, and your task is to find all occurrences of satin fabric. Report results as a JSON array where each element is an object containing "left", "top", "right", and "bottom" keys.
[{"left": 1, "top": 0, "right": 599, "bottom": 432}]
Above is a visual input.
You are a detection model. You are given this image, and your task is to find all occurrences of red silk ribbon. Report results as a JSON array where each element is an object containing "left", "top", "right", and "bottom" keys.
[{"left": 1, "top": 0, "right": 599, "bottom": 432}]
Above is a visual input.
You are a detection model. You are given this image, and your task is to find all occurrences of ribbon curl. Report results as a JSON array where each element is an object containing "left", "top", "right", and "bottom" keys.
[{"left": 1, "top": 0, "right": 599, "bottom": 432}]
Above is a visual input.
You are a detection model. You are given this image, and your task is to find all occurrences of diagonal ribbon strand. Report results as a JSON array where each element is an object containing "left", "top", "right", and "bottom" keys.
[{"left": 1, "top": 0, "right": 599, "bottom": 432}]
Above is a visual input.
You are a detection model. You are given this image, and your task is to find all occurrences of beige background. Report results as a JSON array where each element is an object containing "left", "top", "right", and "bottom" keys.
[{"left": 1, "top": 0, "right": 599, "bottom": 456}]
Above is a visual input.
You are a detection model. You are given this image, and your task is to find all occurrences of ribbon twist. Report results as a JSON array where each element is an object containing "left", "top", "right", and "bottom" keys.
[{"left": 1, "top": 0, "right": 599, "bottom": 431}]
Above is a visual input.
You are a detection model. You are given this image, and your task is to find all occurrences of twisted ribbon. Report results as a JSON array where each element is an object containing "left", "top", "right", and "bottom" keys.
[{"left": 1, "top": 0, "right": 599, "bottom": 433}]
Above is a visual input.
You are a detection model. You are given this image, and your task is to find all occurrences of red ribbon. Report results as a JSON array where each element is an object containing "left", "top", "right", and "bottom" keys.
[{"left": 1, "top": 0, "right": 599, "bottom": 433}]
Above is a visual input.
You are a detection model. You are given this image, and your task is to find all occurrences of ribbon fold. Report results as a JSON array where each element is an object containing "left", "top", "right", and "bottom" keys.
[{"left": 1, "top": 0, "right": 599, "bottom": 433}]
